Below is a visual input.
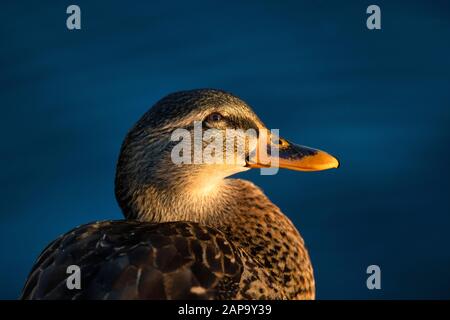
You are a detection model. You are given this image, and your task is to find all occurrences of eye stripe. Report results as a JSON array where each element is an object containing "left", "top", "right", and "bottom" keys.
[
  {"left": 203, "top": 112, "right": 259, "bottom": 133},
  {"left": 227, "top": 116, "right": 259, "bottom": 131}
]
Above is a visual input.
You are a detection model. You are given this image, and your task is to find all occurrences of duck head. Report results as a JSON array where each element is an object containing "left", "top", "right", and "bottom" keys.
[{"left": 115, "top": 89, "right": 339, "bottom": 222}]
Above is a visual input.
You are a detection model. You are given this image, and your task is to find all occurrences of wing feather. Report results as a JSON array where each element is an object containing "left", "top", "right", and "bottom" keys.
[{"left": 21, "top": 220, "right": 243, "bottom": 300}]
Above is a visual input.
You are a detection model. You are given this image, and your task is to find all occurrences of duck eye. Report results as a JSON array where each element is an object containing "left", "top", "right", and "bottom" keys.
[{"left": 206, "top": 112, "right": 223, "bottom": 122}]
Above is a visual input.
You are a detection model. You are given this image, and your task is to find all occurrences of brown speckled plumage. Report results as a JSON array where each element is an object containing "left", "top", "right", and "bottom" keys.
[{"left": 21, "top": 89, "right": 320, "bottom": 300}]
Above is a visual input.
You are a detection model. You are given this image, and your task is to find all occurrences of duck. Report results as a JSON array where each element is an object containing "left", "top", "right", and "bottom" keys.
[{"left": 21, "top": 89, "right": 339, "bottom": 300}]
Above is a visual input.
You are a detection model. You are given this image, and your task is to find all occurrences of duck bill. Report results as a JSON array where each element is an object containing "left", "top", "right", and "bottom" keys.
[{"left": 246, "top": 137, "right": 339, "bottom": 172}]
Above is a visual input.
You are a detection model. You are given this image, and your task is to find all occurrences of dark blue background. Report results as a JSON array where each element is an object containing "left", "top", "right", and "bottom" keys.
[{"left": 1, "top": 1, "right": 449, "bottom": 299}]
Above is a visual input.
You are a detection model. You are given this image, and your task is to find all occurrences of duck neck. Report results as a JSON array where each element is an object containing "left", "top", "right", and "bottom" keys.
[{"left": 116, "top": 165, "right": 246, "bottom": 225}]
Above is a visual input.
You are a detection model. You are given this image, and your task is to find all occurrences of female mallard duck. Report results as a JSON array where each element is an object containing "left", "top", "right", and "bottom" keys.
[{"left": 21, "top": 89, "right": 339, "bottom": 300}]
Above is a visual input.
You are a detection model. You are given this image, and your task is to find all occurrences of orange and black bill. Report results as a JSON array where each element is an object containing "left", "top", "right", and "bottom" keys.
[{"left": 246, "top": 137, "right": 339, "bottom": 172}]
